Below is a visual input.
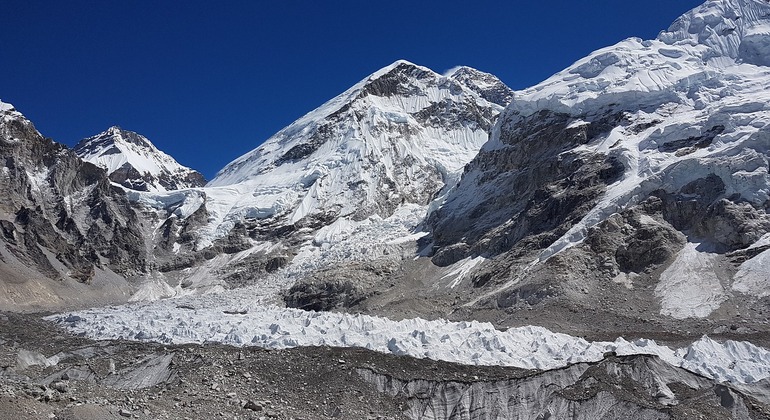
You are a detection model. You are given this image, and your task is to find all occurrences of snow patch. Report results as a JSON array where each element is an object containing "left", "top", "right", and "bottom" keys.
[
  {"left": 441, "top": 256, "right": 485, "bottom": 288},
  {"left": 732, "top": 248, "right": 770, "bottom": 297},
  {"left": 655, "top": 242, "right": 727, "bottom": 319},
  {"left": 0, "top": 100, "right": 14, "bottom": 112}
]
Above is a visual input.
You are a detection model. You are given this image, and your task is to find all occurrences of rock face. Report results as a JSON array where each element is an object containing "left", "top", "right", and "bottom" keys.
[
  {"left": 418, "top": 0, "right": 770, "bottom": 333},
  {"left": 75, "top": 126, "right": 206, "bottom": 192},
  {"left": 361, "top": 354, "right": 763, "bottom": 420},
  {"left": 0, "top": 102, "right": 148, "bottom": 310}
]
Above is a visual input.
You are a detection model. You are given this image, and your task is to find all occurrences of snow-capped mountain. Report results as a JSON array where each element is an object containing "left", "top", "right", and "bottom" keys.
[
  {"left": 0, "top": 101, "right": 148, "bottom": 310},
  {"left": 2, "top": 0, "right": 768, "bottom": 344},
  {"left": 118, "top": 60, "right": 513, "bottom": 299},
  {"left": 75, "top": 126, "right": 206, "bottom": 192},
  {"left": 426, "top": 0, "right": 770, "bottom": 329},
  {"left": 4, "top": 2, "right": 770, "bottom": 417},
  {"left": 155, "top": 61, "right": 509, "bottom": 247}
]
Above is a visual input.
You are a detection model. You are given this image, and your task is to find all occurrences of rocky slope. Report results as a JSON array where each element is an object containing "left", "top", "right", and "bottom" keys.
[
  {"left": 74, "top": 126, "right": 206, "bottom": 192},
  {"left": 0, "top": 102, "right": 148, "bottom": 311}
]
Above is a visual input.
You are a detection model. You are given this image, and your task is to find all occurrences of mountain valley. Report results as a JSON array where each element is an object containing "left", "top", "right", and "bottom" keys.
[{"left": 1, "top": 1, "right": 770, "bottom": 418}]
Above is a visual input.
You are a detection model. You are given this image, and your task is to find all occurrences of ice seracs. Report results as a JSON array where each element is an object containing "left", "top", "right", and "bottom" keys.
[
  {"left": 49, "top": 298, "right": 770, "bottom": 386},
  {"left": 75, "top": 126, "right": 206, "bottom": 192}
]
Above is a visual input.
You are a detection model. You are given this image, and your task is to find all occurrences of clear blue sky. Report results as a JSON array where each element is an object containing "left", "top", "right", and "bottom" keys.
[{"left": 1, "top": 0, "right": 703, "bottom": 179}]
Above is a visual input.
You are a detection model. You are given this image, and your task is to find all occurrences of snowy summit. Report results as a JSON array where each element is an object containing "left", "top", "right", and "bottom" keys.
[{"left": 75, "top": 126, "right": 206, "bottom": 192}]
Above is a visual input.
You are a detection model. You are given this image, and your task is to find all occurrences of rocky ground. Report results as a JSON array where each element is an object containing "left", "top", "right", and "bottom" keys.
[{"left": 0, "top": 311, "right": 412, "bottom": 420}]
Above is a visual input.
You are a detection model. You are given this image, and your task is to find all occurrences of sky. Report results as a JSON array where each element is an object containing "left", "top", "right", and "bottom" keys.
[{"left": 0, "top": 0, "right": 704, "bottom": 180}]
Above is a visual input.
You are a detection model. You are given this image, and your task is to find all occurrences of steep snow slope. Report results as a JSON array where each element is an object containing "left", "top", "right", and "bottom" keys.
[
  {"left": 428, "top": 0, "right": 770, "bottom": 325},
  {"left": 75, "top": 126, "right": 206, "bottom": 192},
  {"left": 203, "top": 60, "right": 508, "bottom": 233}
]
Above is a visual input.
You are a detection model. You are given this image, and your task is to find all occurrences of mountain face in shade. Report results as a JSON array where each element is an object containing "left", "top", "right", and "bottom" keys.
[{"left": 75, "top": 126, "right": 206, "bottom": 192}]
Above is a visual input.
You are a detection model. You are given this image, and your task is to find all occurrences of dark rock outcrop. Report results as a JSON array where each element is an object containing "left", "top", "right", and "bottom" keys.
[{"left": 429, "top": 110, "right": 626, "bottom": 266}]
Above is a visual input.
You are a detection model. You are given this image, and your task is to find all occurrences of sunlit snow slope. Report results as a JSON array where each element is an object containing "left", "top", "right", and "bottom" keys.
[
  {"left": 197, "top": 61, "right": 510, "bottom": 243},
  {"left": 135, "top": 61, "right": 510, "bottom": 258}
]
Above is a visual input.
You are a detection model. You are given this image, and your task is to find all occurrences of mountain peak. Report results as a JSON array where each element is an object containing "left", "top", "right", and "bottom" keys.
[
  {"left": 368, "top": 59, "right": 428, "bottom": 78},
  {"left": 358, "top": 60, "right": 438, "bottom": 98},
  {"left": 446, "top": 66, "right": 513, "bottom": 107},
  {"left": 75, "top": 127, "right": 206, "bottom": 192},
  {"left": 90, "top": 126, "right": 154, "bottom": 150}
]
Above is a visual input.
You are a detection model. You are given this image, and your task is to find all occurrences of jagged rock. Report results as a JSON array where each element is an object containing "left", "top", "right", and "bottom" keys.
[
  {"left": 360, "top": 354, "right": 759, "bottom": 420},
  {"left": 430, "top": 110, "right": 626, "bottom": 266},
  {"left": 284, "top": 280, "right": 365, "bottom": 311},
  {"left": 0, "top": 102, "right": 148, "bottom": 310}
]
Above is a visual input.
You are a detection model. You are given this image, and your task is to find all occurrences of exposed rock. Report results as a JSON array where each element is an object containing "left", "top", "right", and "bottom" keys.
[
  {"left": 360, "top": 353, "right": 761, "bottom": 420},
  {"left": 0, "top": 103, "right": 148, "bottom": 310},
  {"left": 284, "top": 280, "right": 366, "bottom": 311},
  {"left": 430, "top": 110, "right": 626, "bottom": 266}
]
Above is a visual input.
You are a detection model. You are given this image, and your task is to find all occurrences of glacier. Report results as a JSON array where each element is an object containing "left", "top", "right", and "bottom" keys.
[{"left": 49, "top": 298, "right": 770, "bottom": 386}]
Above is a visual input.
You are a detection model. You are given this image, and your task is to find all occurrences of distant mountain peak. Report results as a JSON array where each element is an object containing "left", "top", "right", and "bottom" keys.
[
  {"left": 75, "top": 127, "right": 206, "bottom": 192},
  {"left": 0, "top": 100, "right": 15, "bottom": 112}
]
